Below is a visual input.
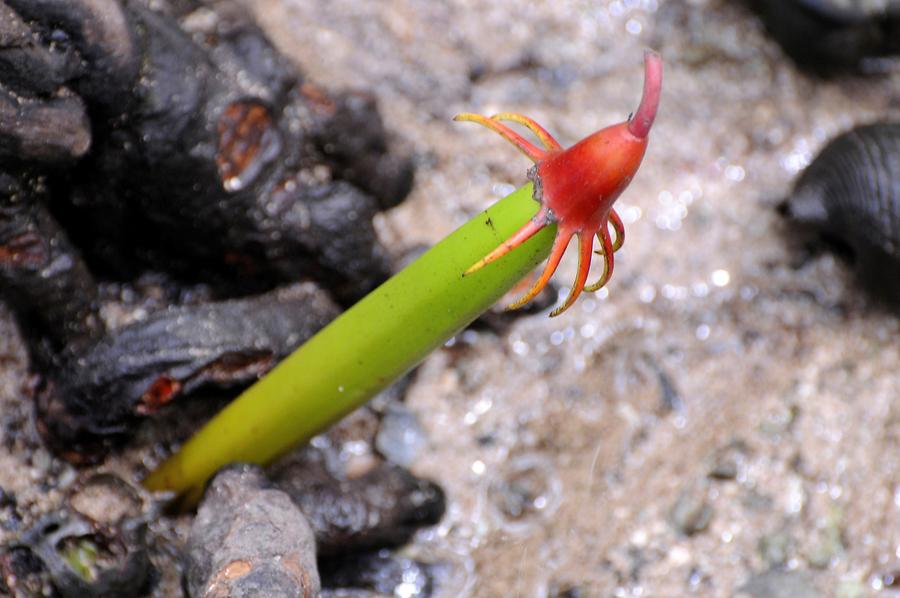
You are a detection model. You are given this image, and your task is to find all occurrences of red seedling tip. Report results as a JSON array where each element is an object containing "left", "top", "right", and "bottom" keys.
[
  {"left": 628, "top": 50, "right": 662, "bottom": 139},
  {"left": 457, "top": 50, "right": 662, "bottom": 316}
]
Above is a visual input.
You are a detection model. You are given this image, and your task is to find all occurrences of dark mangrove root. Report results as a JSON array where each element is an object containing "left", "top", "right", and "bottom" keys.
[
  {"left": 3, "top": 0, "right": 139, "bottom": 110},
  {"left": 272, "top": 447, "right": 446, "bottom": 557},
  {"left": 0, "top": 0, "right": 414, "bottom": 303},
  {"left": 0, "top": 171, "right": 101, "bottom": 348},
  {"left": 0, "top": 0, "right": 414, "bottom": 459},
  {"left": 0, "top": 89, "right": 91, "bottom": 165},
  {"left": 49, "top": 0, "right": 413, "bottom": 302},
  {"left": 35, "top": 284, "right": 340, "bottom": 462},
  {"left": 310, "top": 90, "right": 416, "bottom": 211}
]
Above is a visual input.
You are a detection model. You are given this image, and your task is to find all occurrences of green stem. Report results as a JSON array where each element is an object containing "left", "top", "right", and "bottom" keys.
[{"left": 144, "top": 183, "right": 554, "bottom": 502}]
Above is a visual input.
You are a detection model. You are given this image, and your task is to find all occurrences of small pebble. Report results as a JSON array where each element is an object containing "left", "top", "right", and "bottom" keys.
[
  {"left": 834, "top": 580, "right": 867, "bottom": 598},
  {"left": 546, "top": 582, "right": 590, "bottom": 597},
  {"left": 488, "top": 454, "right": 561, "bottom": 527},
  {"left": 707, "top": 440, "right": 750, "bottom": 480},
  {"left": 670, "top": 480, "right": 714, "bottom": 536},
  {"left": 804, "top": 506, "right": 844, "bottom": 569},
  {"left": 186, "top": 464, "right": 320, "bottom": 598},
  {"left": 759, "top": 404, "right": 800, "bottom": 437},
  {"left": 69, "top": 473, "right": 143, "bottom": 526},
  {"left": 734, "top": 570, "right": 821, "bottom": 598},
  {"left": 805, "top": 533, "right": 843, "bottom": 569},
  {"left": 375, "top": 402, "right": 428, "bottom": 467},
  {"left": 758, "top": 531, "right": 792, "bottom": 568}
]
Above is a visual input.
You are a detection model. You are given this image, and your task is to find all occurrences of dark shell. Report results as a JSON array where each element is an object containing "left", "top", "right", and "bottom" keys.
[
  {"left": 11, "top": 510, "right": 152, "bottom": 598},
  {"left": 782, "top": 122, "right": 900, "bottom": 301},
  {"left": 2, "top": 474, "right": 156, "bottom": 598},
  {"left": 748, "top": 0, "right": 900, "bottom": 73}
]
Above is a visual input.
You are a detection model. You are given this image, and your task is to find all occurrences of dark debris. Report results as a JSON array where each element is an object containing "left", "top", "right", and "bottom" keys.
[
  {"left": 272, "top": 448, "right": 446, "bottom": 557},
  {"left": 35, "top": 283, "right": 339, "bottom": 462},
  {"left": 0, "top": 0, "right": 414, "bottom": 459}
]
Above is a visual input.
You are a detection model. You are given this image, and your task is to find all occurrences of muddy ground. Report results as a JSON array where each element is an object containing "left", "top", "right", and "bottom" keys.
[{"left": 2, "top": 0, "right": 899, "bottom": 597}]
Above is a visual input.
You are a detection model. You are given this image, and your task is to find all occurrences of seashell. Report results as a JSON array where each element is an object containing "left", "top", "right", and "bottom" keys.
[{"left": 782, "top": 122, "right": 900, "bottom": 301}]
